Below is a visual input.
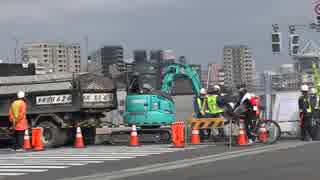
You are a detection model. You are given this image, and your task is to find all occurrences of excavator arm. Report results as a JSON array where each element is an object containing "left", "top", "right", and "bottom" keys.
[{"left": 160, "top": 63, "right": 202, "bottom": 96}]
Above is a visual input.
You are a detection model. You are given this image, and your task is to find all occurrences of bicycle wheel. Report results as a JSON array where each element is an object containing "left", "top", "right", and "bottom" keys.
[{"left": 257, "top": 120, "right": 281, "bottom": 144}]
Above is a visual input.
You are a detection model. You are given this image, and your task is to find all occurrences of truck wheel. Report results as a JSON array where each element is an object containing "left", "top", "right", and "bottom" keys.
[{"left": 37, "top": 121, "right": 65, "bottom": 148}]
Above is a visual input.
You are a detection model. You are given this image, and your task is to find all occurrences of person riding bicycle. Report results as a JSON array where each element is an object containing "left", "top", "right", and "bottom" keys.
[{"left": 235, "top": 84, "right": 257, "bottom": 144}]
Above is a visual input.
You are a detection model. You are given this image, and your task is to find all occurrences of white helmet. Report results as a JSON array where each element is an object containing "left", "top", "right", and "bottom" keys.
[
  {"left": 17, "top": 91, "right": 25, "bottom": 98},
  {"left": 301, "top": 84, "right": 309, "bottom": 92},
  {"left": 213, "top": 85, "right": 220, "bottom": 91},
  {"left": 200, "top": 88, "right": 207, "bottom": 95}
]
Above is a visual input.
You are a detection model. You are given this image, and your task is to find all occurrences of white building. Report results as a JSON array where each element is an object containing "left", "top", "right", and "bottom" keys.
[{"left": 22, "top": 42, "right": 81, "bottom": 74}]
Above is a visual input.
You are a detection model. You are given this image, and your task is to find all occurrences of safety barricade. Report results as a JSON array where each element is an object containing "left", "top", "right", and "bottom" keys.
[
  {"left": 188, "top": 117, "right": 234, "bottom": 147},
  {"left": 189, "top": 118, "right": 224, "bottom": 130},
  {"left": 171, "top": 121, "right": 185, "bottom": 148}
]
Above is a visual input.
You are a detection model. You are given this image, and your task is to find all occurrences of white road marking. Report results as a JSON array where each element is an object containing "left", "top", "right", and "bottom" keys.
[
  {"left": 0, "top": 166, "right": 68, "bottom": 169},
  {"left": 0, "top": 163, "right": 86, "bottom": 166},
  {"left": 0, "top": 169, "right": 48, "bottom": 172},
  {"left": 0, "top": 160, "right": 105, "bottom": 164},
  {"left": 22, "top": 154, "right": 157, "bottom": 157},
  {"left": 0, "top": 173, "right": 26, "bottom": 176},
  {"left": 0, "top": 145, "right": 197, "bottom": 177},
  {"left": 0, "top": 157, "right": 132, "bottom": 160},
  {"left": 60, "top": 141, "right": 319, "bottom": 180}
]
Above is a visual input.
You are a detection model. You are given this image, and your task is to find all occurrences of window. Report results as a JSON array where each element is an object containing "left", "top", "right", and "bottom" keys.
[
  {"left": 74, "top": 51, "right": 77, "bottom": 54},
  {"left": 59, "top": 65, "right": 63, "bottom": 67},
  {"left": 43, "top": 54, "right": 48, "bottom": 58},
  {"left": 58, "top": 50, "right": 62, "bottom": 53},
  {"left": 59, "top": 60, "right": 62, "bottom": 63},
  {"left": 43, "top": 49, "right": 48, "bottom": 53},
  {"left": 59, "top": 55, "right": 63, "bottom": 58},
  {"left": 43, "top": 44, "right": 47, "bottom": 48}
]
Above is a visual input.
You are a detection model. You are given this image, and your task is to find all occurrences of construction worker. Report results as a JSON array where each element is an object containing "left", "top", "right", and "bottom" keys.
[
  {"left": 9, "top": 91, "right": 29, "bottom": 151},
  {"left": 299, "top": 84, "right": 313, "bottom": 141},
  {"left": 235, "top": 84, "right": 257, "bottom": 144},
  {"left": 193, "top": 88, "right": 209, "bottom": 140},
  {"left": 206, "top": 85, "right": 225, "bottom": 118},
  {"left": 193, "top": 88, "right": 208, "bottom": 118},
  {"left": 310, "top": 87, "right": 320, "bottom": 123}
]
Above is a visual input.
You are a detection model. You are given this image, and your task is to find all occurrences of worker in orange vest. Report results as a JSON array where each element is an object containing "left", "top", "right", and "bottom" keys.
[{"left": 9, "top": 91, "right": 29, "bottom": 152}]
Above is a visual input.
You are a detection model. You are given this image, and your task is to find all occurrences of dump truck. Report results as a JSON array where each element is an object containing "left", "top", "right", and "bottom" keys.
[{"left": 0, "top": 72, "right": 117, "bottom": 147}]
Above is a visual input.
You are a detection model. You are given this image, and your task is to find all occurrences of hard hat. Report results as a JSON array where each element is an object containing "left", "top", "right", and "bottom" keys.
[
  {"left": 213, "top": 85, "right": 220, "bottom": 91},
  {"left": 200, "top": 88, "right": 207, "bottom": 95},
  {"left": 212, "top": 85, "right": 221, "bottom": 93},
  {"left": 17, "top": 91, "right": 25, "bottom": 98},
  {"left": 301, "top": 84, "right": 309, "bottom": 92}
]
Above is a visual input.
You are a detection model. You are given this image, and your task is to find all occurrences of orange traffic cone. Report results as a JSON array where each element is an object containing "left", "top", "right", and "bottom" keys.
[
  {"left": 33, "top": 127, "right": 44, "bottom": 151},
  {"left": 259, "top": 123, "right": 268, "bottom": 143},
  {"left": 237, "top": 120, "right": 248, "bottom": 145},
  {"left": 129, "top": 125, "right": 140, "bottom": 146},
  {"left": 191, "top": 129, "right": 200, "bottom": 145},
  {"left": 23, "top": 129, "right": 31, "bottom": 150},
  {"left": 74, "top": 126, "right": 85, "bottom": 148}
]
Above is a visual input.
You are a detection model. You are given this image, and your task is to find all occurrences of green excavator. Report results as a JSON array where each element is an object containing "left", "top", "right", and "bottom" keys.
[{"left": 123, "top": 63, "right": 201, "bottom": 141}]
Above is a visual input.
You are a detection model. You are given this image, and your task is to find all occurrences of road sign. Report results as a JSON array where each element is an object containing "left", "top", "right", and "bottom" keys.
[{"left": 315, "top": 3, "right": 320, "bottom": 15}]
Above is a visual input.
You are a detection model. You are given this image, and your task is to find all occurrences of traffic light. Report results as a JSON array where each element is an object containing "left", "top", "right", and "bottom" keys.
[
  {"left": 289, "top": 34, "right": 299, "bottom": 56},
  {"left": 271, "top": 32, "right": 281, "bottom": 53}
]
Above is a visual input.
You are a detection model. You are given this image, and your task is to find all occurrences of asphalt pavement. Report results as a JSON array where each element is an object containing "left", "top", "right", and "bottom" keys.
[{"left": 0, "top": 95, "right": 312, "bottom": 180}]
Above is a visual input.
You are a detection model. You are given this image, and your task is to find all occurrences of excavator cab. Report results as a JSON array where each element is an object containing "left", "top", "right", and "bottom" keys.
[
  {"left": 125, "top": 72, "right": 175, "bottom": 128},
  {"left": 124, "top": 63, "right": 201, "bottom": 129}
]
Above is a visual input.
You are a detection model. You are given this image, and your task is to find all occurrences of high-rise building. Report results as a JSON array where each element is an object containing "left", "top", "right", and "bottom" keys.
[
  {"left": 207, "top": 63, "right": 225, "bottom": 86},
  {"left": 133, "top": 50, "right": 148, "bottom": 63},
  {"left": 223, "top": 45, "right": 256, "bottom": 90},
  {"left": 89, "top": 46, "right": 124, "bottom": 76},
  {"left": 150, "top": 50, "right": 163, "bottom": 64},
  {"left": 22, "top": 42, "right": 81, "bottom": 74}
]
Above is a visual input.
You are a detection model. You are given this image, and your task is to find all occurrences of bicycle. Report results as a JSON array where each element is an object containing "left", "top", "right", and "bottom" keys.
[{"left": 223, "top": 103, "right": 281, "bottom": 144}]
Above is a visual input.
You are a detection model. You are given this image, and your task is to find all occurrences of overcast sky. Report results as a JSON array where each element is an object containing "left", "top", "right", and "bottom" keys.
[{"left": 0, "top": 0, "right": 319, "bottom": 72}]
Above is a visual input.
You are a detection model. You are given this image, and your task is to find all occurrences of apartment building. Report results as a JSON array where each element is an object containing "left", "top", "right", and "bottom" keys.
[
  {"left": 22, "top": 42, "right": 81, "bottom": 74},
  {"left": 223, "top": 45, "right": 256, "bottom": 90}
]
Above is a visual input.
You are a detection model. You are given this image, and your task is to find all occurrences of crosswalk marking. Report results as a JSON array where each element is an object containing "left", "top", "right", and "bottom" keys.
[
  {"left": 0, "top": 163, "right": 86, "bottom": 166},
  {"left": 0, "top": 157, "right": 130, "bottom": 160},
  {"left": 0, "top": 169, "right": 47, "bottom": 172},
  {"left": 0, "top": 145, "right": 202, "bottom": 177},
  {"left": 0, "top": 173, "right": 26, "bottom": 176},
  {"left": 0, "top": 166, "right": 68, "bottom": 169}
]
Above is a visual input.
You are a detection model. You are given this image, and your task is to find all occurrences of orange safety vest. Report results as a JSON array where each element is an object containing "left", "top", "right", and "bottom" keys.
[{"left": 9, "top": 99, "right": 28, "bottom": 131}]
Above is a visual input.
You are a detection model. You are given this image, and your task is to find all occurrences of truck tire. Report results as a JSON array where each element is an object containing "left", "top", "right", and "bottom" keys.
[{"left": 37, "top": 121, "right": 66, "bottom": 148}]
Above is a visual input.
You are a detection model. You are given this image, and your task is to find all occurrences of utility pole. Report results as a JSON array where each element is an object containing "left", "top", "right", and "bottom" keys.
[
  {"left": 13, "top": 36, "right": 19, "bottom": 64},
  {"left": 84, "top": 36, "right": 89, "bottom": 72}
]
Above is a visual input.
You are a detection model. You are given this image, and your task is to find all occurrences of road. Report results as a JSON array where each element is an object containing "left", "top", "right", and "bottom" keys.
[
  {"left": 0, "top": 95, "right": 316, "bottom": 180},
  {"left": 0, "top": 140, "right": 318, "bottom": 180}
]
